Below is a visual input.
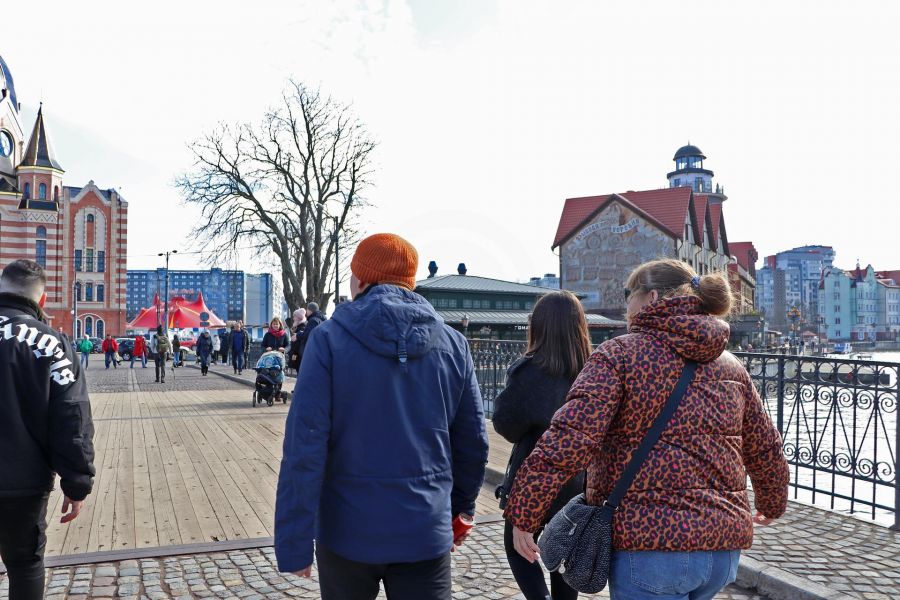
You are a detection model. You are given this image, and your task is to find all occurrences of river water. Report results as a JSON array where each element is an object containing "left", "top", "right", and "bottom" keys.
[{"left": 755, "top": 351, "right": 898, "bottom": 527}]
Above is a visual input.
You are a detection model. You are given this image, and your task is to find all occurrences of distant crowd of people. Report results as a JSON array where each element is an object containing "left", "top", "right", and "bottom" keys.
[{"left": 0, "top": 238, "right": 790, "bottom": 600}]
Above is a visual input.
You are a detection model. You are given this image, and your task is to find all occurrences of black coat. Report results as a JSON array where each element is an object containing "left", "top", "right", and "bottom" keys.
[
  {"left": 261, "top": 330, "right": 289, "bottom": 352},
  {"left": 297, "top": 311, "right": 326, "bottom": 360},
  {"left": 491, "top": 355, "right": 584, "bottom": 519},
  {"left": 0, "top": 293, "right": 96, "bottom": 501},
  {"left": 288, "top": 323, "right": 307, "bottom": 370},
  {"left": 196, "top": 333, "right": 214, "bottom": 358}
]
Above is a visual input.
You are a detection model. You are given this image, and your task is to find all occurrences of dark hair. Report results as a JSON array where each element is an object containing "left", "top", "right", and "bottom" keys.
[
  {"left": 626, "top": 258, "right": 732, "bottom": 317},
  {"left": 156, "top": 326, "right": 163, "bottom": 335},
  {"left": 1, "top": 259, "right": 46, "bottom": 295},
  {"left": 526, "top": 291, "right": 592, "bottom": 380}
]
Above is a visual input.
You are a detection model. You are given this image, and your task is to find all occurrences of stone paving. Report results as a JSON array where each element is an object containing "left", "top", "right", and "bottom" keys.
[
  {"left": 0, "top": 522, "right": 765, "bottom": 600},
  {"left": 81, "top": 358, "right": 278, "bottom": 394}
]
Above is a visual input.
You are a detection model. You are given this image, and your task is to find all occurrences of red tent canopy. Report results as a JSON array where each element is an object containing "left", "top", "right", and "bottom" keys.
[{"left": 127, "top": 291, "right": 226, "bottom": 330}]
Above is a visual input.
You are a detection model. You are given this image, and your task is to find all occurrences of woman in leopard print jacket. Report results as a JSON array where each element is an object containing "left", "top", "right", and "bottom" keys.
[{"left": 505, "top": 259, "right": 790, "bottom": 600}]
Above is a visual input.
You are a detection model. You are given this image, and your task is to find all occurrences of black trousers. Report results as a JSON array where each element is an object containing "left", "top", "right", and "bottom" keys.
[
  {"left": 0, "top": 493, "right": 50, "bottom": 600},
  {"left": 316, "top": 544, "right": 451, "bottom": 600},
  {"left": 504, "top": 520, "right": 578, "bottom": 600}
]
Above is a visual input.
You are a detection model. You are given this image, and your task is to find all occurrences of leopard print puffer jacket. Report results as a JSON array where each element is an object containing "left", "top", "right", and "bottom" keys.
[{"left": 504, "top": 296, "right": 790, "bottom": 551}]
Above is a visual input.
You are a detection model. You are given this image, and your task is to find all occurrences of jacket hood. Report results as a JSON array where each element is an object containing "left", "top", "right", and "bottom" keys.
[
  {"left": 629, "top": 296, "right": 730, "bottom": 363},
  {"left": 331, "top": 285, "right": 445, "bottom": 363}
]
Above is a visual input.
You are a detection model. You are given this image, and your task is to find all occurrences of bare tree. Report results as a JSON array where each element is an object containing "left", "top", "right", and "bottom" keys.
[{"left": 175, "top": 81, "right": 376, "bottom": 312}]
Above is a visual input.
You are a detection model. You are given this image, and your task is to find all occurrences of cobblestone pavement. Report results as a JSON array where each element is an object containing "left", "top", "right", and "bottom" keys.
[
  {"left": 0, "top": 522, "right": 764, "bottom": 600},
  {"left": 742, "top": 493, "right": 900, "bottom": 599}
]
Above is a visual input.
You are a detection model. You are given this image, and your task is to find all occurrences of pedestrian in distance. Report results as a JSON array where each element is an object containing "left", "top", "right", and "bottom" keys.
[
  {"left": 131, "top": 334, "right": 148, "bottom": 369},
  {"left": 287, "top": 308, "right": 307, "bottom": 373},
  {"left": 101, "top": 334, "right": 118, "bottom": 369},
  {"left": 77, "top": 334, "right": 93, "bottom": 369},
  {"left": 492, "top": 291, "right": 591, "bottom": 600},
  {"left": 0, "top": 259, "right": 96, "bottom": 600},
  {"left": 295, "top": 301, "right": 326, "bottom": 368},
  {"left": 262, "top": 317, "right": 289, "bottom": 352},
  {"left": 505, "top": 258, "right": 790, "bottom": 600},
  {"left": 227, "top": 322, "right": 249, "bottom": 375},
  {"left": 172, "top": 334, "right": 182, "bottom": 368},
  {"left": 275, "top": 233, "right": 489, "bottom": 600},
  {"left": 239, "top": 320, "right": 250, "bottom": 367},
  {"left": 150, "top": 326, "right": 171, "bottom": 383},
  {"left": 219, "top": 330, "right": 230, "bottom": 365},
  {"left": 197, "top": 330, "right": 214, "bottom": 376},
  {"left": 211, "top": 331, "right": 221, "bottom": 365}
]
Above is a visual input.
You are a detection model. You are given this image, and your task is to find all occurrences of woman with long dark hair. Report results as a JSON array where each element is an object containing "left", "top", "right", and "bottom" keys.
[
  {"left": 505, "top": 259, "right": 789, "bottom": 600},
  {"left": 493, "top": 290, "right": 591, "bottom": 600}
]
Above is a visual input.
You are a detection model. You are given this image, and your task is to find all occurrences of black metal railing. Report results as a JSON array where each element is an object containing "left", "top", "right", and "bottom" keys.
[{"left": 468, "top": 341, "right": 899, "bottom": 529}]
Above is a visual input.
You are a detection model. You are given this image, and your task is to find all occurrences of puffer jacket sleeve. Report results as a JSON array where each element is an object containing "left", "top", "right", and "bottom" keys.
[
  {"left": 504, "top": 349, "right": 624, "bottom": 532},
  {"left": 741, "top": 379, "right": 790, "bottom": 518},
  {"left": 48, "top": 336, "right": 96, "bottom": 501},
  {"left": 275, "top": 327, "right": 332, "bottom": 572},
  {"left": 449, "top": 348, "right": 489, "bottom": 516}
]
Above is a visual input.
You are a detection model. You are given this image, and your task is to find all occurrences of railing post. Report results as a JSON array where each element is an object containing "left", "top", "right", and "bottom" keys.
[
  {"left": 776, "top": 355, "right": 785, "bottom": 434},
  {"left": 893, "top": 373, "right": 900, "bottom": 531}
]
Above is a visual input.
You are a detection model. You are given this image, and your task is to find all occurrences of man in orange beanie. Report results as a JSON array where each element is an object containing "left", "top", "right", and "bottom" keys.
[{"left": 275, "top": 233, "right": 488, "bottom": 600}]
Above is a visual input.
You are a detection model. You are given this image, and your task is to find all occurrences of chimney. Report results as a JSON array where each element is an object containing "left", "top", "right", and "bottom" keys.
[
  {"left": 457, "top": 263, "right": 467, "bottom": 276},
  {"left": 427, "top": 261, "right": 438, "bottom": 278}
]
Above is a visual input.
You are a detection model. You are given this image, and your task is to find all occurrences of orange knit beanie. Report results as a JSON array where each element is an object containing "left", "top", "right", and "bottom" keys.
[{"left": 350, "top": 233, "right": 419, "bottom": 290}]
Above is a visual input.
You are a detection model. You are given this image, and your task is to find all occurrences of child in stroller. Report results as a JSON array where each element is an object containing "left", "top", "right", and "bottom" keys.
[{"left": 253, "top": 347, "right": 290, "bottom": 406}]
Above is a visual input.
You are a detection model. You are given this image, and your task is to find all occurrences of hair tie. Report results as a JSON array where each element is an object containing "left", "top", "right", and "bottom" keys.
[{"left": 690, "top": 276, "right": 701, "bottom": 289}]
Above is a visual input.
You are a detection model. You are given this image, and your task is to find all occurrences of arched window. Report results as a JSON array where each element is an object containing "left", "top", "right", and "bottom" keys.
[
  {"left": 38, "top": 183, "right": 47, "bottom": 199},
  {"left": 95, "top": 320, "right": 104, "bottom": 339},
  {"left": 36, "top": 226, "right": 46, "bottom": 238},
  {"left": 87, "top": 214, "right": 94, "bottom": 223},
  {"left": 53, "top": 186, "right": 59, "bottom": 201},
  {"left": 85, "top": 316, "right": 93, "bottom": 336},
  {"left": 23, "top": 183, "right": 30, "bottom": 199}
]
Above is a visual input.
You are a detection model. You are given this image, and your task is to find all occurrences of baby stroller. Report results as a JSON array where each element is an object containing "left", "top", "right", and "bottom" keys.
[{"left": 253, "top": 350, "right": 290, "bottom": 407}]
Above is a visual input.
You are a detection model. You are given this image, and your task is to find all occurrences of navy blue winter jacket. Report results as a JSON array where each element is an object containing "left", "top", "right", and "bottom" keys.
[{"left": 274, "top": 285, "right": 488, "bottom": 571}]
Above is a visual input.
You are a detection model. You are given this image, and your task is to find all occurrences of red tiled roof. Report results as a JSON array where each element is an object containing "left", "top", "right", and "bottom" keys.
[
  {"left": 621, "top": 188, "right": 696, "bottom": 241},
  {"left": 876, "top": 270, "right": 900, "bottom": 285},
  {"left": 692, "top": 194, "right": 710, "bottom": 246},
  {"left": 729, "top": 241, "right": 758, "bottom": 272},
  {"left": 552, "top": 195, "right": 611, "bottom": 247}
]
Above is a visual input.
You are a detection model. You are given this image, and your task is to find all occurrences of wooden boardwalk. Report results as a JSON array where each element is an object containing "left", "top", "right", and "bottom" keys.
[{"left": 45, "top": 388, "right": 502, "bottom": 557}]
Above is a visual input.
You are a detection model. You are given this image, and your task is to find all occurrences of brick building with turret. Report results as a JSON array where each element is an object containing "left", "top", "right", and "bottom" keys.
[{"left": 0, "top": 54, "right": 127, "bottom": 337}]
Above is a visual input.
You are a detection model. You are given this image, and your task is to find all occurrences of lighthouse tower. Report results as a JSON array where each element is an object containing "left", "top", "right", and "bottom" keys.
[{"left": 667, "top": 143, "right": 727, "bottom": 203}]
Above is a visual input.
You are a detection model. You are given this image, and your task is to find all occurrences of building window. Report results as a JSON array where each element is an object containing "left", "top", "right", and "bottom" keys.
[
  {"left": 54, "top": 186, "right": 59, "bottom": 201},
  {"left": 85, "top": 316, "right": 93, "bottom": 336},
  {"left": 35, "top": 240, "right": 46, "bottom": 267},
  {"left": 23, "top": 183, "right": 30, "bottom": 199},
  {"left": 835, "top": 318, "right": 840, "bottom": 324},
  {"left": 96, "top": 320, "right": 104, "bottom": 339},
  {"left": 97, "top": 284, "right": 105, "bottom": 302},
  {"left": 98, "top": 251, "right": 105, "bottom": 273},
  {"left": 75, "top": 282, "right": 82, "bottom": 302},
  {"left": 87, "top": 214, "right": 94, "bottom": 223},
  {"left": 86, "top": 283, "right": 94, "bottom": 302},
  {"left": 86, "top": 249, "right": 94, "bottom": 272},
  {"left": 38, "top": 183, "right": 47, "bottom": 199},
  {"left": 75, "top": 249, "right": 82, "bottom": 271}
]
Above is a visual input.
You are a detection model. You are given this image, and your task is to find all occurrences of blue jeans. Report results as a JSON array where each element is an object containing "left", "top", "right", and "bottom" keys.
[
  {"left": 233, "top": 350, "right": 245, "bottom": 371},
  {"left": 609, "top": 550, "right": 740, "bottom": 600},
  {"left": 131, "top": 352, "right": 147, "bottom": 368},
  {"left": 80, "top": 352, "right": 89, "bottom": 368},
  {"left": 105, "top": 351, "right": 117, "bottom": 369}
]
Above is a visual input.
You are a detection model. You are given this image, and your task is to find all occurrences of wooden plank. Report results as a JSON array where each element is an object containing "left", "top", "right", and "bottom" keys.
[
  {"left": 141, "top": 412, "right": 181, "bottom": 547},
  {"left": 131, "top": 401, "right": 159, "bottom": 548}
]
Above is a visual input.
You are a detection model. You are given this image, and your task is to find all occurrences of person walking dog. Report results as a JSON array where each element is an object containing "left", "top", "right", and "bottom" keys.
[
  {"left": 505, "top": 259, "right": 790, "bottom": 600},
  {"left": 275, "top": 233, "right": 488, "bottom": 600}
]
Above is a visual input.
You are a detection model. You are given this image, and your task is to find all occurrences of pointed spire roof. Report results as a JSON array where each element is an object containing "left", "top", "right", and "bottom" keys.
[{"left": 20, "top": 105, "right": 63, "bottom": 171}]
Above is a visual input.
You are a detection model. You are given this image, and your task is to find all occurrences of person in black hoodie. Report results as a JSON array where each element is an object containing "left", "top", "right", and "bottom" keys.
[
  {"left": 0, "top": 260, "right": 95, "bottom": 600},
  {"left": 295, "top": 301, "right": 326, "bottom": 364},
  {"left": 492, "top": 291, "right": 591, "bottom": 600}
]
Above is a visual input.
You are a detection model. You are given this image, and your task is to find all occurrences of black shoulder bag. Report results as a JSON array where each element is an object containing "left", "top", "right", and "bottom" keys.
[{"left": 537, "top": 360, "right": 698, "bottom": 594}]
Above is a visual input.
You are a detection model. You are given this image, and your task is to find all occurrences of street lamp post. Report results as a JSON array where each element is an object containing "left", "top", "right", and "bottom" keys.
[
  {"left": 787, "top": 306, "right": 802, "bottom": 350},
  {"left": 72, "top": 282, "right": 78, "bottom": 339},
  {"left": 158, "top": 250, "right": 178, "bottom": 331}
]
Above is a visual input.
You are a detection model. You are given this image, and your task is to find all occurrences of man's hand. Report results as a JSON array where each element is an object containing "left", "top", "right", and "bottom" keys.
[
  {"left": 752, "top": 511, "right": 776, "bottom": 526},
  {"left": 512, "top": 526, "right": 540, "bottom": 563},
  {"left": 292, "top": 565, "right": 312, "bottom": 578},
  {"left": 61, "top": 497, "right": 84, "bottom": 524}
]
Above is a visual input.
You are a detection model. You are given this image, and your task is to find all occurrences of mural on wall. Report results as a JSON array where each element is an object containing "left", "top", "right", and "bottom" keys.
[{"left": 561, "top": 202, "right": 672, "bottom": 314}]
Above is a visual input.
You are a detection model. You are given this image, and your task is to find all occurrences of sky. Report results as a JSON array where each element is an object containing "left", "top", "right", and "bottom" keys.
[{"left": 3, "top": 0, "right": 899, "bottom": 288}]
